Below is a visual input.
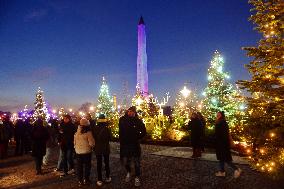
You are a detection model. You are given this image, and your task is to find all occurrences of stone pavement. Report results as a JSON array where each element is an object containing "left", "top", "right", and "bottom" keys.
[
  {"left": 152, "top": 147, "right": 249, "bottom": 164},
  {"left": 0, "top": 143, "right": 283, "bottom": 189}
]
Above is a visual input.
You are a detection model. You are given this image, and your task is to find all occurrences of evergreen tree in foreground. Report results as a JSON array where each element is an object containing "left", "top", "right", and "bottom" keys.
[{"left": 237, "top": 0, "right": 284, "bottom": 175}]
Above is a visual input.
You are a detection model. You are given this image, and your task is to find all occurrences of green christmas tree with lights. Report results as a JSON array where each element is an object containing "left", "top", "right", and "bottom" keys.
[
  {"left": 97, "top": 77, "right": 114, "bottom": 118},
  {"left": 173, "top": 85, "right": 198, "bottom": 128},
  {"left": 237, "top": 0, "right": 284, "bottom": 176},
  {"left": 33, "top": 87, "right": 50, "bottom": 122},
  {"left": 202, "top": 51, "right": 244, "bottom": 129}
]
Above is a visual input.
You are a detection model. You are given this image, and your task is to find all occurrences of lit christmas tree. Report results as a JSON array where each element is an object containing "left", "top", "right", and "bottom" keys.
[
  {"left": 33, "top": 87, "right": 50, "bottom": 122},
  {"left": 237, "top": 0, "right": 284, "bottom": 176},
  {"left": 97, "top": 77, "right": 115, "bottom": 118},
  {"left": 202, "top": 51, "right": 244, "bottom": 129},
  {"left": 173, "top": 85, "right": 198, "bottom": 128},
  {"left": 131, "top": 85, "right": 150, "bottom": 117}
]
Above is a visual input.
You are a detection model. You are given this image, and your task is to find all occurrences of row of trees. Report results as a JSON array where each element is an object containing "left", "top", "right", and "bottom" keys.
[{"left": 28, "top": 0, "right": 283, "bottom": 177}]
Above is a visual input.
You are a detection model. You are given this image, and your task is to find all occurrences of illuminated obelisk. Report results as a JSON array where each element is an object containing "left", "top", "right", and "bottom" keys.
[{"left": 136, "top": 16, "right": 148, "bottom": 96}]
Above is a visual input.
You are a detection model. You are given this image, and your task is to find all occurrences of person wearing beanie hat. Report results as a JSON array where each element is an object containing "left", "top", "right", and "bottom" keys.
[
  {"left": 119, "top": 106, "right": 146, "bottom": 187},
  {"left": 92, "top": 114, "right": 111, "bottom": 186},
  {"left": 74, "top": 118, "right": 95, "bottom": 186}
]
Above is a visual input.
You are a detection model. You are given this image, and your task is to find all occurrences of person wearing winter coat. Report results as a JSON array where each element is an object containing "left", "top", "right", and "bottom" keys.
[
  {"left": 2, "top": 116, "right": 14, "bottom": 158},
  {"left": 0, "top": 119, "right": 11, "bottom": 159},
  {"left": 92, "top": 114, "right": 111, "bottom": 186},
  {"left": 187, "top": 112, "right": 204, "bottom": 158},
  {"left": 14, "top": 119, "right": 25, "bottom": 156},
  {"left": 57, "top": 114, "right": 77, "bottom": 177},
  {"left": 119, "top": 106, "right": 146, "bottom": 187},
  {"left": 31, "top": 118, "right": 49, "bottom": 175},
  {"left": 214, "top": 111, "right": 241, "bottom": 178},
  {"left": 43, "top": 121, "right": 57, "bottom": 165},
  {"left": 74, "top": 118, "right": 95, "bottom": 186}
]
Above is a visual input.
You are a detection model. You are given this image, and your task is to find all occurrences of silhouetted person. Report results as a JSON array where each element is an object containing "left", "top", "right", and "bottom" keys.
[{"left": 31, "top": 118, "right": 49, "bottom": 175}]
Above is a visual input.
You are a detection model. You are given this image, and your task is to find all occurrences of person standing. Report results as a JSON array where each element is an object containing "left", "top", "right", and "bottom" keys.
[
  {"left": 2, "top": 116, "right": 14, "bottom": 158},
  {"left": 14, "top": 119, "right": 25, "bottom": 156},
  {"left": 58, "top": 114, "right": 77, "bottom": 177},
  {"left": 31, "top": 118, "right": 49, "bottom": 175},
  {"left": 74, "top": 118, "right": 95, "bottom": 186},
  {"left": 119, "top": 106, "right": 146, "bottom": 187},
  {"left": 43, "top": 120, "right": 57, "bottom": 165},
  {"left": 187, "top": 112, "right": 204, "bottom": 158},
  {"left": 92, "top": 114, "right": 111, "bottom": 186},
  {"left": 0, "top": 119, "right": 11, "bottom": 159},
  {"left": 214, "top": 111, "right": 241, "bottom": 178}
]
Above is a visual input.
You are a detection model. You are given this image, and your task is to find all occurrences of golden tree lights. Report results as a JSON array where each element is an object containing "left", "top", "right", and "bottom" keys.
[
  {"left": 237, "top": 0, "right": 284, "bottom": 177},
  {"left": 173, "top": 85, "right": 198, "bottom": 129}
]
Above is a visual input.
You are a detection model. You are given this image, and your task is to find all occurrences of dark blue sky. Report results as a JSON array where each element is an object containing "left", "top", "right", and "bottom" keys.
[{"left": 0, "top": 0, "right": 259, "bottom": 111}]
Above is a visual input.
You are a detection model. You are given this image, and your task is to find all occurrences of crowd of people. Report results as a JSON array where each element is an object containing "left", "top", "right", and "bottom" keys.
[{"left": 0, "top": 107, "right": 241, "bottom": 187}]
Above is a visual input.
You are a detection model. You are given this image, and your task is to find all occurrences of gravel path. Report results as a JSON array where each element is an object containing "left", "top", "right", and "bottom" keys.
[{"left": 0, "top": 143, "right": 283, "bottom": 189}]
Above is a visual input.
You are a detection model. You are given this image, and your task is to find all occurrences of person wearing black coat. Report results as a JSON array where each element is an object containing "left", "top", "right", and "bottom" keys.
[
  {"left": 119, "top": 106, "right": 146, "bottom": 187},
  {"left": 187, "top": 112, "right": 204, "bottom": 158},
  {"left": 214, "top": 111, "right": 241, "bottom": 178},
  {"left": 58, "top": 114, "right": 77, "bottom": 177},
  {"left": 92, "top": 114, "right": 111, "bottom": 186},
  {"left": 14, "top": 119, "right": 25, "bottom": 156},
  {"left": 31, "top": 118, "right": 49, "bottom": 175}
]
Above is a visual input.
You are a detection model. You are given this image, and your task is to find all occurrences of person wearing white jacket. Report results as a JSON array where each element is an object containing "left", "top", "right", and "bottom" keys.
[{"left": 74, "top": 118, "right": 95, "bottom": 186}]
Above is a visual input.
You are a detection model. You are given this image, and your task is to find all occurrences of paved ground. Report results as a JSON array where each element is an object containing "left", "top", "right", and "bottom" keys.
[{"left": 0, "top": 142, "right": 283, "bottom": 189}]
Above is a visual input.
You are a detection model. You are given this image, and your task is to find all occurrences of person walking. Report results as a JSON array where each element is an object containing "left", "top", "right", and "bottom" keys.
[
  {"left": 31, "top": 118, "right": 49, "bottom": 175},
  {"left": 58, "top": 114, "right": 77, "bottom": 177},
  {"left": 214, "top": 111, "right": 241, "bottom": 178},
  {"left": 74, "top": 118, "right": 95, "bottom": 186},
  {"left": 92, "top": 114, "right": 111, "bottom": 186},
  {"left": 119, "top": 106, "right": 146, "bottom": 187},
  {"left": 187, "top": 112, "right": 204, "bottom": 158}
]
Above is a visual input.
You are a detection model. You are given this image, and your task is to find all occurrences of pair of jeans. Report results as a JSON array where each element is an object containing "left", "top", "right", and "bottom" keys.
[
  {"left": 57, "top": 148, "right": 63, "bottom": 170},
  {"left": 122, "top": 156, "right": 141, "bottom": 177},
  {"left": 76, "top": 153, "right": 92, "bottom": 182},
  {"left": 34, "top": 156, "right": 43, "bottom": 173},
  {"left": 96, "top": 154, "right": 110, "bottom": 181},
  {"left": 219, "top": 161, "right": 238, "bottom": 172},
  {"left": 62, "top": 148, "right": 74, "bottom": 173},
  {"left": 43, "top": 147, "right": 51, "bottom": 164}
]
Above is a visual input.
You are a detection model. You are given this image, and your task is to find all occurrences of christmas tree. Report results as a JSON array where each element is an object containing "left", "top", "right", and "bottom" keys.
[
  {"left": 173, "top": 85, "right": 198, "bottom": 128},
  {"left": 33, "top": 87, "right": 50, "bottom": 122},
  {"left": 237, "top": 0, "right": 284, "bottom": 175},
  {"left": 97, "top": 77, "right": 114, "bottom": 118},
  {"left": 202, "top": 51, "right": 244, "bottom": 129}
]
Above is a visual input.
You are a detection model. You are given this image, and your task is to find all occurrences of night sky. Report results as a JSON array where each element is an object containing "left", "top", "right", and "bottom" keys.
[{"left": 0, "top": 0, "right": 259, "bottom": 111}]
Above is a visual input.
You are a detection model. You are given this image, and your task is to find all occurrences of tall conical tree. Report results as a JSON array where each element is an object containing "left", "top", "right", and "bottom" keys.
[
  {"left": 237, "top": 0, "right": 284, "bottom": 175},
  {"left": 202, "top": 51, "right": 243, "bottom": 128},
  {"left": 33, "top": 87, "right": 50, "bottom": 122},
  {"left": 97, "top": 77, "right": 114, "bottom": 118}
]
